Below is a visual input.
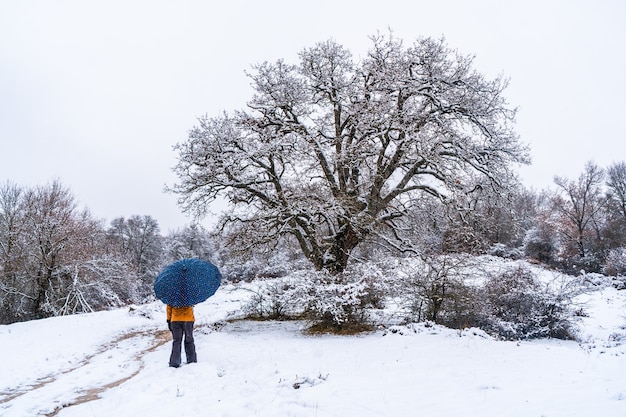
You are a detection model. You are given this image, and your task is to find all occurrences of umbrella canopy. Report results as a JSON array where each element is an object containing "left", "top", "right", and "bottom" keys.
[{"left": 154, "top": 258, "right": 221, "bottom": 307}]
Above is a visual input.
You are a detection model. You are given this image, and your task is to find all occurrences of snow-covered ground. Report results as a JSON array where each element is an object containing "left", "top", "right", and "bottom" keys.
[{"left": 1, "top": 271, "right": 625, "bottom": 417}]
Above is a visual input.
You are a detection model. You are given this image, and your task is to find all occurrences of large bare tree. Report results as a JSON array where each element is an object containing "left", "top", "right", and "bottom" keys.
[{"left": 172, "top": 34, "right": 529, "bottom": 273}]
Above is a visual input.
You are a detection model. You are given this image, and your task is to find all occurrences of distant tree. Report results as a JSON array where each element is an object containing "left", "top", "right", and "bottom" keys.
[
  {"left": 606, "top": 162, "right": 626, "bottom": 219},
  {"left": 0, "top": 181, "right": 164, "bottom": 322},
  {"left": 604, "top": 161, "right": 626, "bottom": 243},
  {"left": 523, "top": 189, "right": 565, "bottom": 265},
  {"left": 510, "top": 187, "right": 542, "bottom": 247},
  {"left": 15, "top": 180, "right": 113, "bottom": 317},
  {"left": 21, "top": 181, "right": 78, "bottom": 316},
  {"left": 473, "top": 184, "right": 538, "bottom": 248},
  {"left": 107, "top": 215, "right": 163, "bottom": 276},
  {"left": 164, "top": 223, "right": 216, "bottom": 263},
  {"left": 552, "top": 162, "right": 606, "bottom": 270},
  {"left": 0, "top": 182, "right": 24, "bottom": 269},
  {"left": 172, "top": 34, "right": 529, "bottom": 274},
  {"left": 390, "top": 184, "right": 537, "bottom": 259},
  {"left": 599, "top": 161, "right": 626, "bottom": 275},
  {"left": 0, "top": 181, "right": 29, "bottom": 321}
]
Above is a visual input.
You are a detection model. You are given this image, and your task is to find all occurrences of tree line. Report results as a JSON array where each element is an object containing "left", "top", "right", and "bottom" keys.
[
  {"left": 2, "top": 162, "right": 624, "bottom": 325},
  {"left": 0, "top": 180, "right": 216, "bottom": 324},
  {"left": 524, "top": 161, "right": 626, "bottom": 275}
]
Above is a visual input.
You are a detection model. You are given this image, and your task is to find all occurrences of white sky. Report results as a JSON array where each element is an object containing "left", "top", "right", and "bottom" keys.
[{"left": 1, "top": 0, "right": 625, "bottom": 232}]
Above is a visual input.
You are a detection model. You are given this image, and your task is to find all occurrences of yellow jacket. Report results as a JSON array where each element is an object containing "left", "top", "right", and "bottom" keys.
[{"left": 166, "top": 305, "right": 195, "bottom": 322}]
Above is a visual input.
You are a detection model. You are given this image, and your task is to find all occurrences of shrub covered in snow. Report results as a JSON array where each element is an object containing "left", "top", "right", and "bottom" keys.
[
  {"left": 391, "top": 257, "right": 588, "bottom": 340},
  {"left": 240, "top": 264, "right": 385, "bottom": 333},
  {"left": 481, "top": 266, "right": 584, "bottom": 340},
  {"left": 302, "top": 264, "right": 385, "bottom": 332},
  {"left": 240, "top": 275, "right": 308, "bottom": 320},
  {"left": 603, "top": 247, "right": 626, "bottom": 278},
  {"left": 488, "top": 243, "right": 523, "bottom": 260},
  {"left": 523, "top": 226, "right": 555, "bottom": 264},
  {"left": 395, "top": 254, "right": 481, "bottom": 327}
]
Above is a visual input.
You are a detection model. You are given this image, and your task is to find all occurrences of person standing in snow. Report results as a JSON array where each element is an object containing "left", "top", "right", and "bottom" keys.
[{"left": 166, "top": 305, "right": 197, "bottom": 368}]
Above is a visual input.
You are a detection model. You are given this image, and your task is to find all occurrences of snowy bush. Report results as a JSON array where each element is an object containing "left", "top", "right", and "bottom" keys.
[
  {"left": 30, "top": 257, "right": 145, "bottom": 317},
  {"left": 441, "top": 225, "right": 488, "bottom": 255},
  {"left": 523, "top": 226, "right": 555, "bottom": 264},
  {"left": 395, "top": 256, "right": 586, "bottom": 340},
  {"left": 488, "top": 243, "right": 523, "bottom": 260},
  {"left": 482, "top": 266, "right": 582, "bottom": 340},
  {"left": 302, "top": 263, "right": 385, "bottom": 333},
  {"left": 305, "top": 275, "right": 370, "bottom": 329},
  {"left": 241, "top": 274, "right": 309, "bottom": 319},
  {"left": 612, "top": 276, "right": 626, "bottom": 290},
  {"left": 240, "top": 263, "right": 385, "bottom": 333},
  {"left": 603, "top": 248, "right": 626, "bottom": 278},
  {"left": 565, "top": 254, "right": 603, "bottom": 276},
  {"left": 397, "top": 254, "right": 480, "bottom": 327}
]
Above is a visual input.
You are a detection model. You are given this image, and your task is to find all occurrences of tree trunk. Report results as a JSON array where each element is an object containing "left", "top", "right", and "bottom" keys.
[
  {"left": 322, "top": 226, "right": 362, "bottom": 274},
  {"left": 34, "top": 258, "right": 54, "bottom": 318}
]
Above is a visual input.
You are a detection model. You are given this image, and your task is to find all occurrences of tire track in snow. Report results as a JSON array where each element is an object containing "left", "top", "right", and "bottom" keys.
[{"left": 0, "top": 327, "right": 171, "bottom": 417}]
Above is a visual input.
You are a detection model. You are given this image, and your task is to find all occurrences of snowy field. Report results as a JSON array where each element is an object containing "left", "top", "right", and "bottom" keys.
[{"left": 1, "top": 268, "right": 625, "bottom": 417}]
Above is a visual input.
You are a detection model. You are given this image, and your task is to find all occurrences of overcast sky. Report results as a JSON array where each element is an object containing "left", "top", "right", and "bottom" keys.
[{"left": 1, "top": 0, "right": 624, "bottom": 232}]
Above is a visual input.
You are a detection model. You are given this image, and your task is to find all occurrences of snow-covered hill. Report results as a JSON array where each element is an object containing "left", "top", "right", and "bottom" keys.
[{"left": 1, "top": 268, "right": 625, "bottom": 417}]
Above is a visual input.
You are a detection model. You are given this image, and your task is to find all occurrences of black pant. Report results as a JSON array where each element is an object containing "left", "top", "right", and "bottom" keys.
[{"left": 169, "top": 321, "right": 197, "bottom": 367}]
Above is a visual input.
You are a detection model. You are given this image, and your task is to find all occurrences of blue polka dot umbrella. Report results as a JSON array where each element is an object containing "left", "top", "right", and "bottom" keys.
[{"left": 154, "top": 258, "right": 222, "bottom": 307}]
